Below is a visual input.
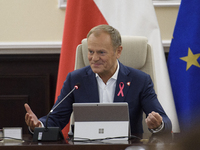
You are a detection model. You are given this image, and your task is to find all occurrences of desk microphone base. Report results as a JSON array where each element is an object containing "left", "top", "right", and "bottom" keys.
[{"left": 33, "top": 127, "right": 64, "bottom": 142}]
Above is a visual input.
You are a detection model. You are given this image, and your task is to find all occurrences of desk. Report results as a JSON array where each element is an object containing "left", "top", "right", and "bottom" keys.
[{"left": 0, "top": 133, "right": 176, "bottom": 150}]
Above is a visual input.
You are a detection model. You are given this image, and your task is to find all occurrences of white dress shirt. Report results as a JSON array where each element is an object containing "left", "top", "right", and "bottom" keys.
[{"left": 96, "top": 61, "right": 119, "bottom": 103}]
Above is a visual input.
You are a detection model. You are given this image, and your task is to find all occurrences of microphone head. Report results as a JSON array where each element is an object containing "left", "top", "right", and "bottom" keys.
[{"left": 74, "top": 83, "right": 80, "bottom": 90}]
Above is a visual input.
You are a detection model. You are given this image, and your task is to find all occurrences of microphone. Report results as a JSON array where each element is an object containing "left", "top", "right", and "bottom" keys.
[
  {"left": 45, "top": 83, "right": 80, "bottom": 130},
  {"left": 33, "top": 83, "right": 80, "bottom": 142}
]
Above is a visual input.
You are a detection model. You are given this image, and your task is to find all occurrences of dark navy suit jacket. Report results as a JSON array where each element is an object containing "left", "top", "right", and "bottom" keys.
[{"left": 40, "top": 61, "right": 172, "bottom": 135}]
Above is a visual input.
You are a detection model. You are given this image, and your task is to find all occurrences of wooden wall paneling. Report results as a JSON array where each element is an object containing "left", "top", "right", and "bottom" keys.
[
  {"left": 0, "top": 54, "right": 60, "bottom": 108},
  {"left": 0, "top": 95, "right": 29, "bottom": 134},
  {"left": 0, "top": 54, "right": 60, "bottom": 134},
  {"left": 0, "top": 74, "right": 50, "bottom": 134}
]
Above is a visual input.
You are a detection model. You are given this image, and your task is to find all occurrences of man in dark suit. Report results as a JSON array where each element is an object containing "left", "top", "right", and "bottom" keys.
[{"left": 24, "top": 24, "right": 172, "bottom": 136}]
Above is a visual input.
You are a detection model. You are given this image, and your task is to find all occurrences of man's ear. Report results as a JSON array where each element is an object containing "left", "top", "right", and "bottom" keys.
[{"left": 116, "top": 46, "right": 123, "bottom": 59}]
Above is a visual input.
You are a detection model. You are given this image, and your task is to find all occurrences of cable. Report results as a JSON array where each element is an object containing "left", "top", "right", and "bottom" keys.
[
  {"left": 71, "top": 135, "right": 141, "bottom": 143},
  {"left": 0, "top": 137, "right": 32, "bottom": 143}
]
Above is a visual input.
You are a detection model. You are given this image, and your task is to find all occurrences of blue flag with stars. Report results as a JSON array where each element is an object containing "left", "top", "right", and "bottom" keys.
[{"left": 167, "top": 0, "right": 200, "bottom": 131}]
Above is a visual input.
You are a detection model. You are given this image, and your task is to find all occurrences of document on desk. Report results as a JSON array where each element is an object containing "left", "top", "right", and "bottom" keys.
[{"left": 3, "top": 127, "right": 22, "bottom": 140}]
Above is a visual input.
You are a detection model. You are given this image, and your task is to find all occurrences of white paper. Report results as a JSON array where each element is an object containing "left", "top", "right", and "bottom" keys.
[{"left": 3, "top": 127, "right": 22, "bottom": 140}]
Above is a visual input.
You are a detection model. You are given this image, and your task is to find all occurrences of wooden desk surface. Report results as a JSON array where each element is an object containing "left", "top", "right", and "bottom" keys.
[{"left": 0, "top": 133, "right": 176, "bottom": 150}]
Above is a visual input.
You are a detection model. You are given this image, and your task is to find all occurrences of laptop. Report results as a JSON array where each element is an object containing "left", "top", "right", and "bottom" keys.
[{"left": 72, "top": 102, "right": 130, "bottom": 141}]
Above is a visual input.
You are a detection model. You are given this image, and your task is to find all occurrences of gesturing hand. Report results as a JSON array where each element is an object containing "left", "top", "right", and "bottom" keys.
[
  {"left": 24, "top": 103, "right": 41, "bottom": 131},
  {"left": 145, "top": 111, "right": 162, "bottom": 129}
]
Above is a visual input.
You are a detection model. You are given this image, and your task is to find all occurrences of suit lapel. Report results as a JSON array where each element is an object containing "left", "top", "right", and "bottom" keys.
[
  {"left": 82, "top": 68, "right": 99, "bottom": 103},
  {"left": 81, "top": 62, "right": 132, "bottom": 103},
  {"left": 114, "top": 62, "right": 132, "bottom": 102}
]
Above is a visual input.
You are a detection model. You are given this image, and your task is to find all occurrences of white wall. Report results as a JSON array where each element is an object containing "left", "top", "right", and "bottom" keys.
[{"left": 0, "top": 0, "right": 179, "bottom": 53}]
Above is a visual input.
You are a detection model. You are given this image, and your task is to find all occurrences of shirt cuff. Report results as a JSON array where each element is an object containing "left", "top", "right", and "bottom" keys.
[
  {"left": 150, "top": 121, "right": 164, "bottom": 133},
  {"left": 28, "top": 121, "right": 44, "bottom": 134}
]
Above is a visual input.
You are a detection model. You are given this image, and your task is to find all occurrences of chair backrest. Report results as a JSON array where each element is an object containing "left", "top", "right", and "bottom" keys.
[{"left": 73, "top": 36, "right": 156, "bottom": 137}]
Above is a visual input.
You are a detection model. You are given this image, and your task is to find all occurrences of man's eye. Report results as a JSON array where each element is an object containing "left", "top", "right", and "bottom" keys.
[
  {"left": 89, "top": 50, "right": 94, "bottom": 54},
  {"left": 100, "top": 51, "right": 105, "bottom": 54}
]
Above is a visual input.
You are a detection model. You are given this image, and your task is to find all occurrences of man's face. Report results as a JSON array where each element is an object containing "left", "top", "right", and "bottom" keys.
[{"left": 87, "top": 32, "right": 122, "bottom": 79}]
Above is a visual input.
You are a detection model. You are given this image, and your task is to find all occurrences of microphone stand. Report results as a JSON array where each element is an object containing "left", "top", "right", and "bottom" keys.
[
  {"left": 45, "top": 86, "right": 77, "bottom": 130},
  {"left": 33, "top": 84, "right": 79, "bottom": 142}
]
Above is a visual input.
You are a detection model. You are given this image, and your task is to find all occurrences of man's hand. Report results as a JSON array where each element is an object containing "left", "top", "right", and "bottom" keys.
[
  {"left": 24, "top": 103, "right": 41, "bottom": 131},
  {"left": 145, "top": 111, "right": 162, "bottom": 129}
]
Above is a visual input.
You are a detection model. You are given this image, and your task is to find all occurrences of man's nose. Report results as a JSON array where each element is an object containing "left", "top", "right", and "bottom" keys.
[{"left": 92, "top": 53, "right": 99, "bottom": 61}]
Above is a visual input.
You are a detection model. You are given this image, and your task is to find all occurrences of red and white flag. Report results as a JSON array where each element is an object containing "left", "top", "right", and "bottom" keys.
[{"left": 56, "top": 0, "right": 179, "bottom": 138}]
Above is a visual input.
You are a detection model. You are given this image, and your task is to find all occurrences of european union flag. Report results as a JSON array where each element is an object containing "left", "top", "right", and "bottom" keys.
[{"left": 167, "top": 0, "right": 200, "bottom": 131}]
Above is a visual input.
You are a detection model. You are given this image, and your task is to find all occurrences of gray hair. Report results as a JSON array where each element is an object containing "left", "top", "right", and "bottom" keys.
[{"left": 87, "top": 24, "right": 121, "bottom": 50}]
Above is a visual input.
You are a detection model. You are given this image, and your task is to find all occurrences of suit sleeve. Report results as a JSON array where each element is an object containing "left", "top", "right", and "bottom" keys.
[{"left": 141, "top": 75, "right": 172, "bottom": 133}]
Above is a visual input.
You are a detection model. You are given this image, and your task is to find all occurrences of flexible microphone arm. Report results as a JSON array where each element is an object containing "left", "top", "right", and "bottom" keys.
[{"left": 45, "top": 84, "right": 80, "bottom": 130}]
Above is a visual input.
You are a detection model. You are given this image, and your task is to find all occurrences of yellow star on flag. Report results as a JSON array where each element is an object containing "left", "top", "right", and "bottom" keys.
[{"left": 180, "top": 48, "right": 200, "bottom": 71}]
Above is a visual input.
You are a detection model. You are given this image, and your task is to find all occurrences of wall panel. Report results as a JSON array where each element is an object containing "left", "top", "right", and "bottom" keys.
[{"left": 0, "top": 54, "right": 59, "bottom": 134}]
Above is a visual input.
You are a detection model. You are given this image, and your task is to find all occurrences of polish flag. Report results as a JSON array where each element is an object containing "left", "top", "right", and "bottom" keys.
[
  {"left": 56, "top": 0, "right": 179, "bottom": 138},
  {"left": 55, "top": 0, "right": 107, "bottom": 138}
]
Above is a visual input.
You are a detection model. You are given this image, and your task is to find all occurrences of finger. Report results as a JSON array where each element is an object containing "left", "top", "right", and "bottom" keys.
[
  {"left": 30, "top": 119, "right": 40, "bottom": 130},
  {"left": 145, "top": 118, "right": 149, "bottom": 126},
  {"left": 148, "top": 113, "right": 157, "bottom": 123},
  {"left": 30, "top": 117, "right": 38, "bottom": 128},
  {"left": 29, "top": 119, "right": 35, "bottom": 130},
  {"left": 30, "top": 119, "right": 34, "bottom": 128},
  {"left": 25, "top": 113, "right": 30, "bottom": 125},
  {"left": 27, "top": 114, "right": 36, "bottom": 128},
  {"left": 146, "top": 114, "right": 154, "bottom": 124},
  {"left": 146, "top": 116, "right": 155, "bottom": 129},
  {"left": 24, "top": 103, "right": 33, "bottom": 114},
  {"left": 151, "top": 112, "right": 162, "bottom": 122},
  {"left": 151, "top": 111, "right": 158, "bottom": 117},
  {"left": 145, "top": 118, "right": 147, "bottom": 124},
  {"left": 25, "top": 113, "right": 28, "bottom": 122},
  {"left": 26, "top": 114, "right": 33, "bottom": 126},
  {"left": 146, "top": 113, "right": 160, "bottom": 128},
  {"left": 36, "top": 121, "right": 41, "bottom": 128},
  {"left": 154, "top": 114, "right": 162, "bottom": 122}
]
